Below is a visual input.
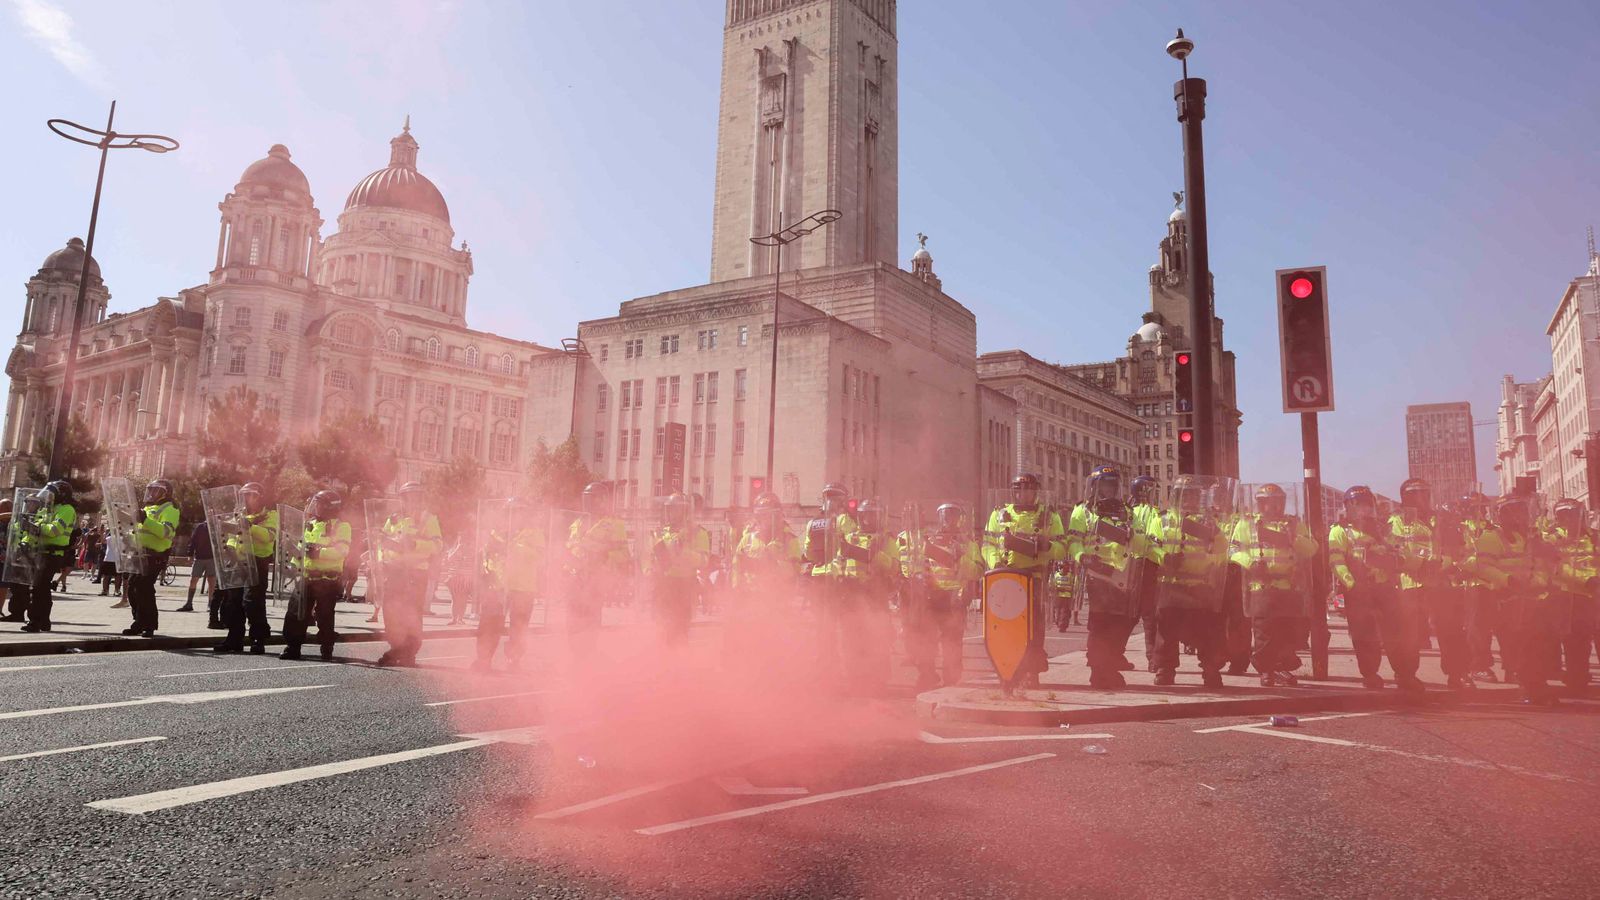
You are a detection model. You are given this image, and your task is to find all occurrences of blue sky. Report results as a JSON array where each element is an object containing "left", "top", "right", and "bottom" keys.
[{"left": 4, "top": 0, "right": 1596, "bottom": 495}]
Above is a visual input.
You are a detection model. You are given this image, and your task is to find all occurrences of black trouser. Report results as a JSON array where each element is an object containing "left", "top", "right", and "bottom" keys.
[
  {"left": 6, "top": 571, "right": 31, "bottom": 620},
  {"left": 97, "top": 562, "right": 120, "bottom": 595},
  {"left": 1222, "top": 566, "right": 1252, "bottom": 670},
  {"left": 477, "top": 588, "right": 536, "bottom": 664},
  {"left": 1153, "top": 586, "right": 1225, "bottom": 677},
  {"left": 1344, "top": 584, "right": 1418, "bottom": 680},
  {"left": 1465, "top": 585, "right": 1505, "bottom": 672},
  {"left": 26, "top": 553, "right": 67, "bottom": 627},
  {"left": 653, "top": 574, "right": 696, "bottom": 645},
  {"left": 128, "top": 551, "right": 170, "bottom": 632},
  {"left": 1417, "top": 585, "right": 1471, "bottom": 677},
  {"left": 221, "top": 557, "right": 273, "bottom": 648},
  {"left": 383, "top": 571, "right": 428, "bottom": 660},
  {"left": 1136, "top": 565, "right": 1159, "bottom": 668},
  {"left": 839, "top": 580, "right": 891, "bottom": 689},
  {"left": 1560, "top": 592, "right": 1594, "bottom": 688},
  {"left": 1086, "top": 605, "right": 1138, "bottom": 678},
  {"left": 283, "top": 577, "right": 340, "bottom": 655},
  {"left": 1251, "top": 616, "right": 1304, "bottom": 674},
  {"left": 904, "top": 582, "right": 965, "bottom": 684},
  {"left": 1510, "top": 595, "right": 1567, "bottom": 698}
]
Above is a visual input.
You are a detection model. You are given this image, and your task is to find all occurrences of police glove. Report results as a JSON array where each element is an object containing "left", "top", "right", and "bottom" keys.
[
  {"left": 1259, "top": 526, "right": 1292, "bottom": 549},
  {"left": 1080, "top": 556, "right": 1114, "bottom": 577},
  {"left": 136, "top": 508, "right": 147, "bottom": 524},
  {"left": 1163, "top": 552, "right": 1186, "bottom": 571},
  {"left": 307, "top": 545, "right": 322, "bottom": 560},
  {"left": 1182, "top": 519, "right": 1218, "bottom": 542},
  {"left": 1002, "top": 532, "right": 1037, "bottom": 556},
  {"left": 926, "top": 542, "right": 958, "bottom": 566},
  {"left": 842, "top": 542, "right": 870, "bottom": 564}
]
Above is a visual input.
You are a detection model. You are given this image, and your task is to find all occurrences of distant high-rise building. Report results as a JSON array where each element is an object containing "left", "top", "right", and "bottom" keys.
[{"left": 1405, "top": 401, "right": 1478, "bottom": 500}]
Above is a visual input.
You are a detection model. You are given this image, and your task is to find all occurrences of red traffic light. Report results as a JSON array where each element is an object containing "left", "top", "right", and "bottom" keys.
[
  {"left": 1290, "top": 277, "right": 1315, "bottom": 299},
  {"left": 1176, "top": 352, "right": 1191, "bottom": 366},
  {"left": 1179, "top": 430, "right": 1194, "bottom": 443}
]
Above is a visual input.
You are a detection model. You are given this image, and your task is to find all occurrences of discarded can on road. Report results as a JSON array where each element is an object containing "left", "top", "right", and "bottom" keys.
[
  {"left": 577, "top": 756, "right": 597, "bottom": 769},
  {"left": 1083, "top": 745, "right": 1108, "bottom": 755},
  {"left": 1269, "top": 715, "right": 1299, "bottom": 728}
]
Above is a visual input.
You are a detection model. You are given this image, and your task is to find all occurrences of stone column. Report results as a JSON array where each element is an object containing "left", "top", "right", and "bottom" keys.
[{"left": 3, "top": 387, "right": 20, "bottom": 452}]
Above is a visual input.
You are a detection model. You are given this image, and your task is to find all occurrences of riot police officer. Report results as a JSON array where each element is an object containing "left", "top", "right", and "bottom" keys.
[
  {"left": 1128, "top": 475, "right": 1163, "bottom": 671},
  {"left": 1146, "top": 477, "right": 1230, "bottom": 687},
  {"left": 1229, "top": 483, "right": 1316, "bottom": 686},
  {"left": 804, "top": 483, "right": 859, "bottom": 674},
  {"left": 13, "top": 481, "right": 77, "bottom": 633},
  {"left": 898, "top": 502, "right": 983, "bottom": 689},
  {"left": 1391, "top": 477, "right": 1472, "bottom": 687},
  {"left": 983, "top": 474, "right": 1066, "bottom": 688},
  {"left": 475, "top": 496, "right": 547, "bottom": 671},
  {"left": 282, "top": 490, "right": 351, "bottom": 661},
  {"left": 376, "top": 482, "right": 443, "bottom": 667},
  {"left": 834, "top": 498, "right": 897, "bottom": 690},
  {"left": 1328, "top": 486, "right": 1420, "bottom": 691},
  {"left": 565, "top": 481, "right": 631, "bottom": 653},
  {"left": 646, "top": 492, "right": 711, "bottom": 644},
  {"left": 1069, "top": 466, "right": 1149, "bottom": 689},
  {"left": 1545, "top": 499, "right": 1596, "bottom": 694},
  {"left": 732, "top": 492, "right": 801, "bottom": 596},
  {"left": 1458, "top": 491, "right": 1502, "bottom": 681},
  {"left": 1469, "top": 497, "right": 1552, "bottom": 702},
  {"left": 216, "top": 482, "right": 276, "bottom": 654},
  {"left": 125, "top": 479, "right": 180, "bottom": 638}
]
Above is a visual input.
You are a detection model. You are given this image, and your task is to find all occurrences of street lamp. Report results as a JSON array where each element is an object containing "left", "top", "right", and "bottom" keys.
[
  {"left": 1167, "top": 28, "right": 1216, "bottom": 477},
  {"left": 750, "top": 208, "right": 841, "bottom": 489},
  {"left": 44, "top": 102, "right": 178, "bottom": 482}
]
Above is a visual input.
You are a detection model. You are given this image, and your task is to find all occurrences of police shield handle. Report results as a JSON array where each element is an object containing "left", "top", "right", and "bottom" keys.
[{"left": 982, "top": 569, "right": 1034, "bottom": 692}]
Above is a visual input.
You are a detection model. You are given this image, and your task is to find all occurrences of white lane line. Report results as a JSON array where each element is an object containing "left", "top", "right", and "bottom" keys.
[
  {"left": 534, "top": 778, "right": 694, "bottom": 821},
  {"left": 156, "top": 663, "right": 340, "bottom": 679},
  {"left": 0, "top": 663, "right": 100, "bottom": 673},
  {"left": 88, "top": 738, "right": 491, "bottom": 815},
  {"left": 1214, "top": 725, "right": 1591, "bottom": 785},
  {"left": 1194, "top": 713, "right": 1372, "bottom": 734},
  {"left": 636, "top": 753, "right": 1056, "bottom": 836},
  {"left": 0, "top": 736, "right": 166, "bottom": 764},
  {"left": 0, "top": 685, "right": 331, "bottom": 721},
  {"left": 425, "top": 690, "right": 551, "bottom": 707},
  {"left": 415, "top": 655, "right": 467, "bottom": 662},
  {"left": 713, "top": 776, "right": 809, "bottom": 797},
  {"left": 919, "top": 730, "right": 1112, "bottom": 744}
]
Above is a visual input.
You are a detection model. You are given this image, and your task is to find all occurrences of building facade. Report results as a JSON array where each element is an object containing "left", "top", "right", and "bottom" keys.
[
  {"left": 976, "top": 349, "right": 1139, "bottom": 504},
  {"left": 1058, "top": 202, "right": 1241, "bottom": 482},
  {"left": 1404, "top": 401, "right": 1478, "bottom": 501},
  {"left": 1534, "top": 378, "right": 1564, "bottom": 501},
  {"left": 1545, "top": 267, "right": 1600, "bottom": 504},
  {"left": 1495, "top": 372, "right": 1548, "bottom": 497}
]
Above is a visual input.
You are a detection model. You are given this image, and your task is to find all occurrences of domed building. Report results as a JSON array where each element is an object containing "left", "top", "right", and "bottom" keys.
[{"left": 2, "top": 123, "right": 563, "bottom": 490}]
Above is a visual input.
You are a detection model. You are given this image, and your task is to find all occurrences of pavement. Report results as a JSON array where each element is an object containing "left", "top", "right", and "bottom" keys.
[
  {"left": 919, "top": 618, "right": 1530, "bottom": 726},
  {"left": 3, "top": 631, "right": 1599, "bottom": 899}
]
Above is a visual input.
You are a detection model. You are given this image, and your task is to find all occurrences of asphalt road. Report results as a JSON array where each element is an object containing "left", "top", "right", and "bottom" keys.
[{"left": 3, "top": 625, "right": 1597, "bottom": 899}]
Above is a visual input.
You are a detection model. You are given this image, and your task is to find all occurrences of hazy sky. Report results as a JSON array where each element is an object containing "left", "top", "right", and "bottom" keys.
[{"left": 4, "top": 0, "right": 1596, "bottom": 494}]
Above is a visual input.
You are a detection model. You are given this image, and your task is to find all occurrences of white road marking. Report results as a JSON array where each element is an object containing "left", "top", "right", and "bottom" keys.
[
  {"left": 534, "top": 778, "right": 694, "bottom": 820},
  {"left": 425, "top": 690, "right": 551, "bottom": 707},
  {"left": 713, "top": 776, "right": 809, "bottom": 796},
  {"left": 0, "top": 663, "right": 100, "bottom": 673},
  {"left": 1194, "top": 713, "right": 1372, "bottom": 734},
  {"left": 88, "top": 738, "right": 491, "bottom": 814},
  {"left": 636, "top": 753, "right": 1056, "bottom": 836},
  {"left": 460, "top": 726, "right": 546, "bottom": 745},
  {"left": 0, "top": 685, "right": 331, "bottom": 721},
  {"left": 0, "top": 736, "right": 166, "bottom": 764},
  {"left": 919, "top": 730, "right": 1112, "bottom": 744},
  {"left": 156, "top": 663, "right": 339, "bottom": 679},
  {"left": 1224, "top": 727, "right": 1359, "bottom": 747},
  {"left": 415, "top": 655, "right": 467, "bottom": 662}
]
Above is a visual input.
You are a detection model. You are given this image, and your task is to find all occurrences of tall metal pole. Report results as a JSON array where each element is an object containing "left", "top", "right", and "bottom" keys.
[
  {"left": 1301, "top": 411, "right": 1330, "bottom": 679},
  {"left": 1175, "top": 76, "right": 1217, "bottom": 476},
  {"left": 47, "top": 101, "right": 116, "bottom": 482},
  {"left": 765, "top": 233, "right": 782, "bottom": 488}
]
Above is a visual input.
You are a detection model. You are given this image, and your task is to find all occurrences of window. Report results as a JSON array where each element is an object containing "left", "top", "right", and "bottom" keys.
[
  {"left": 425, "top": 337, "right": 441, "bottom": 360},
  {"left": 707, "top": 372, "right": 719, "bottom": 403},
  {"left": 332, "top": 322, "right": 354, "bottom": 344},
  {"left": 597, "top": 384, "right": 609, "bottom": 411},
  {"left": 500, "top": 353, "right": 514, "bottom": 375},
  {"left": 491, "top": 396, "right": 519, "bottom": 418},
  {"left": 656, "top": 377, "right": 667, "bottom": 406},
  {"left": 734, "top": 421, "right": 746, "bottom": 454},
  {"left": 248, "top": 224, "right": 262, "bottom": 266},
  {"left": 395, "top": 275, "right": 407, "bottom": 296},
  {"left": 692, "top": 425, "right": 703, "bottom": 456},
  {"left": 706, "top": 423, "right": 717, "bottom": 456},
  {"left": 491, "top": 422, "right": 516, "bottom": 465},
  {"left": 235, "top": 306, "right": 252, "bottom": 327},
  {"left": 630, "top": 428, "right": 641, "bottom": 460},
  {"left": 453, "top": 423, "right": 481, "bottom": 458},
  {"left": 267, "top": 350, "right": 284, "bottom": 378},
  {"left": 593, "top": 431, "right": 605, "bottom": 462},
  {"left": 737, "top": 325, "right": 749, "bottom": 347},
  {"left": 272, "top": 310, "right": 289, "bottom": 332},
  {"left": 624, "top": 338, "right": 644, "bottom": 359},
  {"left": 654, "top": 427, "right": 665, "bottom": 457},
  {"left": 669, "top": 375, "right": 681, "bottom": 404},
  {"left": 843, "top": 365, "right": 852, "bottom": 399},
  {"left": 598, "top": 345, "right": 609, "bottom": 362},
  {"left": 264, "top": 395, "right": 279, "bottom": 413},
  {"left": 618, "top": 430, "right": 629, "bottom": 460},
  {"left": 631, "top": 379, "right": 644, "bottom": 409},
  {"left": 385, "top": 329, "right": 400, "bottom": 351},
  {"left": 377, "top": 407, "right": 398, "bottom": 446},
  {"left": 330, "top": 369, "right": 352, "bottom": 390},
  {"left": 620, "top": 381, "right": 633, "bottom": 409},
  {"left": 465, "top": 346, "right": 480, "bottom": 368},
  {"left": 694, "top": 373, "right": 706, "bottom": 404},
  {"left": 416, "top": 382, "right": 448, "bottom": 407},
  {"left": 697, "top": 329, "right": 718, "bottom": 350},
  {"left": 377, "top": 374, "right": 402, "bottom": 400},
  {"left": 735, "top": 368, "right": 748, "bottom": 401},
  {"left": 414, "top": 411, "right": 442, "bottom": 456},
  {"left": 660, "top": 334, "right": 680, "bottom": 355},
  {"left": 229, "top": 345, "right": 247, "bottom": 375}
]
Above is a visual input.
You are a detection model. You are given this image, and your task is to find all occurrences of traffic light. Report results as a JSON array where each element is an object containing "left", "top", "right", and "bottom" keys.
[
  {"left": 1174, "top": 350, "right": 1193, "bottom": 414},
  {"left": 748, "top": 476, "right": 765, "bottom": 503},
  {"left": 1177, "top": 426, "right": 1196, "bottom": 474},
  {"left": 1275, "top": 266, "right": 1334, "bottom": 413}
]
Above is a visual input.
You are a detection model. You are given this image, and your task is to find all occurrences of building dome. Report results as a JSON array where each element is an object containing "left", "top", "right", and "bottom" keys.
[
  {"left": 238, "top": 144, "right": 311, "bottom": 194},
  {"left": 40, "top": 237, "right": 100, "bottom": 281},
  {"left": 1168, "top": 206, "right": 1185, "bottom": 224},
  {"left": 1135, "top": 321, "right": 1163, "bottom": 342},
  {"left": 343, "top": 121, "right": 450, "bottom": 224},
  {"left": 911, "top": 246, "right": 931, "bottom": 263}
]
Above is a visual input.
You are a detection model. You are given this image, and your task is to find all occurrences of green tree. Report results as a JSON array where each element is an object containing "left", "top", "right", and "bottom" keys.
[
  {"left": 423, "top": 454, "right": 486, "bottom": 541},
  {"left": 525, "top": 436, "right": 594, "bottom": 509},
  {"left": 197, "top": 387, "right": 288, "bottom": 490},
  {"left": 296, "top": 411, "right": 398, "bottom": 502},
  {"left": 24, "top": 413, "right": 106, "bottom": 514}
]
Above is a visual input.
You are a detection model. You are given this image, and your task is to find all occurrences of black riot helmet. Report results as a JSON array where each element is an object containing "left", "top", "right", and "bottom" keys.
[
  {"left": 936, "top": 502, "right": 966, "bottom": 533},
  {"left": 1399, "top": 478, "right": 1432, "bottom": 517},
  {"left": 581, "top": 481, "right": 613, "bottom": 516},
  {"left": 820, "top": 482, "right": 848, "bottom": 516},
  {"left": 1255, "top": 483, "right": 1288, "bottom": 520},
  {"left": 308, "top": 489, "right": 343, "bottom": 520},
  {"left": 1343, "top": 485, "right": 1376, "bottom": 523},
  {"left": 1129, "top": 475, "right": 1158, "bottom": 508},
  {"left": 1172, "top": 477, "right": 1205, "bottom": 515},
  {"left": 1459, "top": 491, "right": 1489, "bottom": 521},
  {"left": 44, "top": 479, "right": 74, "bottom": 508},
  {"left": 240, "top": 482, "right": 266, "bottom": 512},
  {"left": 855, "top": 499, "right": 882, "bottom": 533},
  {"left": 1554, "top": 498, "right": 1586, "bottom": 531},
  {"left": 1010, "top": 473, "right": 1041, "bottom": 510},
  {"left": 1495, "top": 497, "right": 1530, "bottom": 533},
  {"left": 662, "top": 492, "right": 690, "bottom": 527},
  {"left": 144, "top": 479, "right": 173, "bottom": 505}
]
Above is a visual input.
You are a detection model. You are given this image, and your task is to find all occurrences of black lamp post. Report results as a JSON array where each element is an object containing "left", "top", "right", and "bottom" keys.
[
  {"left": 44, "top": 102, "right": 178, "bottom": 482},
  {"left": 1167, "top": 29, "right": 1217, "bottom": 476},
  {"left": 749, "top": 209, "right": 841, "bottom": 489}
]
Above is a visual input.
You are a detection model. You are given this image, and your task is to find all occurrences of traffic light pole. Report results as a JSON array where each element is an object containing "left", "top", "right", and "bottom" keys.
[
  {"left": 1301, "top": 411, "right": 1330, "bottom": 678},
  {"left": 1176, "top": 76, "right": 1217, "bottom": 476}
]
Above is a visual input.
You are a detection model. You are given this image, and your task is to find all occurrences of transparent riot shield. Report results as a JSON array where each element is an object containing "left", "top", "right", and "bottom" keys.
[
  {"left": 276, "top": 504, "right": 307, "bottom": 619},
  {"left": 1079, "top": 506, "right": 1146, "bottom": 618},
  {"left": 474, "top": 497, "right": 514, "bottom": 633},
  {"left": 2, "top": 487, "right": 46, "bottom": 587},
  {"left": 1232, "top": 482, "right": 1311, "bottom": 616},
  {"left": 202, "top": 485, "right": 258, "bottom": 592},
  {"left": 362, "top": 499, "right": 401, "bottom": 614},
  {"left": 1154, "top": 475, "right": 1237, "bottom": 613},
  {"left": 101, "top": 477, "right": 151, "bottom": 577}
]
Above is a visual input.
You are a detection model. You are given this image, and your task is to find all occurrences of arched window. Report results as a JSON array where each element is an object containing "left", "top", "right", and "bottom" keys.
[
  {"left": 384, "top": 329, "right": 400, "bottom": 352},
  {"left": 330, "top": 369, "right": 353, "bottom": 390},
  {"left": 376, "top": 403, "right": 400, "bottom": 447},
  {"left": 322, "top": 394, "right": 350, "bottom": 424},
  {"left": 491, "top": 420, "right": 517, "bottom": 465},
  {"left": 425, "top": 336, "right": 441, "bottom": 361},
  {"left": 464, "top": 345, "right": 480, "bottom": 368},
  {"left": 413, "top": 409, "right": 442, "bottom": 456},
  {"left": 500, "top": 353, "right": 514, "bottom": 374},
  {"left": 452, "top": 416, "right": 482, "bottom": 458}
]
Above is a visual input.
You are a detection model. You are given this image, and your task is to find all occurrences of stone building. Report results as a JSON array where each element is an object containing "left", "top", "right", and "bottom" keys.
[
  {"left": 1059, "top": 201, "right": 1242, "bottom": 482},
  {"left": 1545, "top": 264, "right": 1600, "bottom": 504},
  {"left": 3, "top": 127, "right": 569, "bottom": 493},
  {"left": 1495, "top": 372, "right": 1548, "bottom": 497},
  {"left": 975, "top": 349, "right": 1140, "bottom": 504},
  {"left": 1404, "top": 401, "right": 1478, "bottom": 502}
]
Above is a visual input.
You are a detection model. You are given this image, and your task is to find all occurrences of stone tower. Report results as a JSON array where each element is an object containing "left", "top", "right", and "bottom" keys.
[
  {"left": 710, "top": 0, "right": 899, "bottom": 283},
  {"left": 20, "top": 238, "right": 110, "bottom": 338}
]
